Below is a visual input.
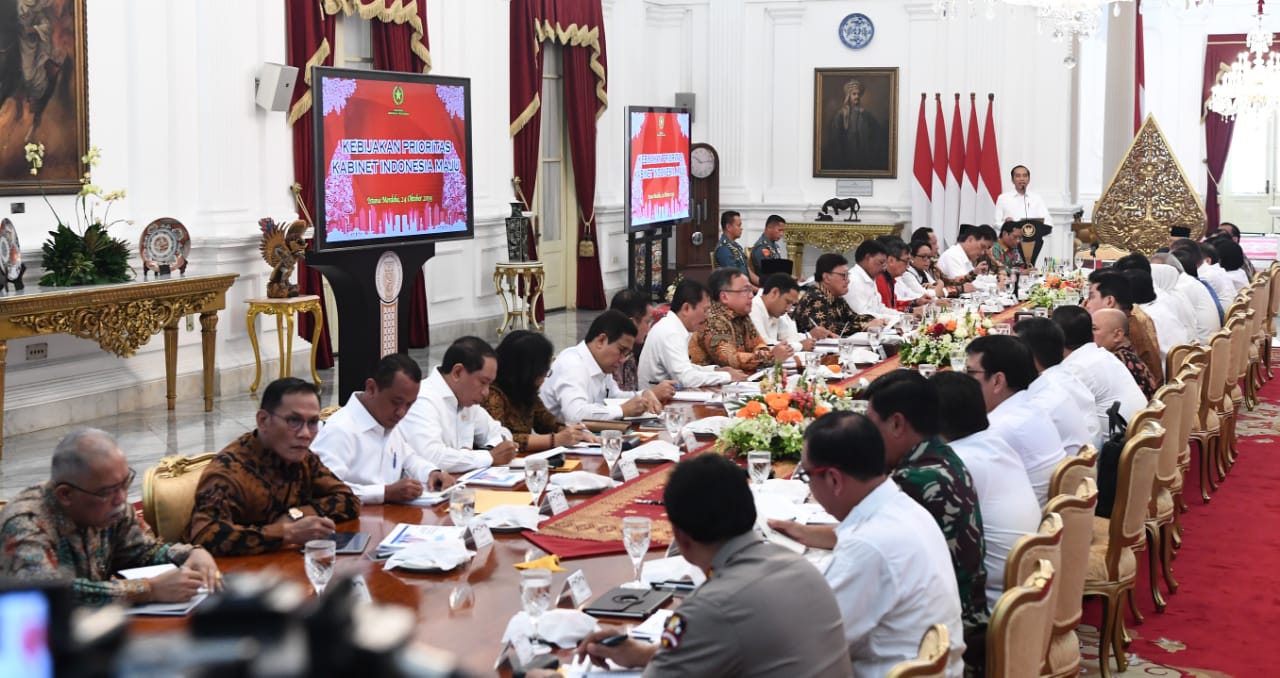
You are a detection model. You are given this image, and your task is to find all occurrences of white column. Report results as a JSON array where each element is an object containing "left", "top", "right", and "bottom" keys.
[
  {"left": 1102, "top": 3, "right": 1137, "bottom": 188},
  {"left": 762, "top": 5, "right": 806, "bottom": 205},
  {"left": 706, "top": 0, "right": 748, "bottom": 203}
]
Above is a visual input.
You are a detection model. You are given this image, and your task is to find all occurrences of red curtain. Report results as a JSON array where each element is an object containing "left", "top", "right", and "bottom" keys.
[
  {"left": 372, "top": 0, "right": 433, "bottom": 348},
  {"left": 510, "top": 0, "right": 609, "bottom": 311},
  {"left": 287, "top": 0, "right": 337, "bottom": 369}
]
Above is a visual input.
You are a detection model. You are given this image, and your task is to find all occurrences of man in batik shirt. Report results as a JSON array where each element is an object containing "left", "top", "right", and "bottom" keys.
[
  {"left": 690, "top": 269, "right": 790, "bottom": 372},
  {"left": 990, "top": 222, "right": 1025, "bottom": 273},
  {"left": 1092, "top": 308, "right": 1159, "bottom": 399},
  {"left": 0, "top": 429, "right": 220, "bottom": 606},
  {"left": 793, "top": 253, "right": 880, "bottom": 337},
  {"left": 186, "top": 378, "right": 360, "bottom": 556}
]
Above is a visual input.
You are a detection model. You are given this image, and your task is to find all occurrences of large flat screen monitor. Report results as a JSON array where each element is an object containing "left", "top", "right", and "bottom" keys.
[
  {"left": 312, "top": 67, "right": 475, "bottom": 251},
  {"left": 625, "top": 106, "right": 691, "bottom": 232}
]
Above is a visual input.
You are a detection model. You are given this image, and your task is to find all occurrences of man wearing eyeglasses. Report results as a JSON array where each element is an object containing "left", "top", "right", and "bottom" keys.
[
  {"left": 793, "top": 253, "right": 882, "bottom": 338},
  {"left": 0, "top": 428, "right": 221, "bottom": 605},
  {"left": 187, "top": 378, "right": 359, "bottom": 556},
  {"left": 690, "top": 268, "right": 791, "bottom": 372}
]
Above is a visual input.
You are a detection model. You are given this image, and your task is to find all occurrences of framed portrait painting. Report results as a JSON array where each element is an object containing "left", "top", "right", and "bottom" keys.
[
  {"left": 0, "top": 0, "right": 90, "bottom": 196},
  {"left": 813, "top": 67, "right": 898, "bottom": 178}
]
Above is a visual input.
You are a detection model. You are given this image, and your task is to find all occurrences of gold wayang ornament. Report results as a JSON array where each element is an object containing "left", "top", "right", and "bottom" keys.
[
  {"left": 1092, "top": 114, "right": 1205, "bottom": 256},
  {"left": 258, "top": 218, "right": 308, "bottom": 298}
]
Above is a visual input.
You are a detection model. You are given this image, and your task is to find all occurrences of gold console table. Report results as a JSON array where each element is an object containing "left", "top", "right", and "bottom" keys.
[
  {"left": 785, "top": 221, "right": 905, "bottom": 276},
  {"left": 245, "top": 295, "right": 323, "bottom": 393},
  {"left": 0, "top": 273, "right": 238, "bottom": 457},
  {"left": 493, "top": 262, "right": 545, "bottom": 335}
]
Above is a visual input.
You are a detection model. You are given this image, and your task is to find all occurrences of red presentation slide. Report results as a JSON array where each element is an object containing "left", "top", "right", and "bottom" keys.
[
  {"left": 628, "top": 111, "right": 690, "bottom": 229},
  {"left": 320, "top": 76, "right": 470, "bottom": 244}
]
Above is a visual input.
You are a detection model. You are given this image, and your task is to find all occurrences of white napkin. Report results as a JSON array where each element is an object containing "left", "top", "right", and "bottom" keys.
[
  {"left": 622, "top": 440, "right": 681, "bottom": 463},
  {"left": 383, "top": 539, "right": 474, "bottom": 572},
  {"left": 753, "top": 491, "right": 800, "bottom": 522},
  {"left": 549, "top": 471, "right": 618, "bottom": 493},
  {"left": 502, "top": 608, "right": 600, "bottom": 648},
  {"left": 845, "top": 348, "right": 880, "bottom": 364},
  {"left": 476, "top": 504, "right": 544, "bottom": 531},
  {"left": 640, "top": 556, "right": 707, "bottom": 588},
  {"left": 685, "top": 415, "right": 733, "bottom": 436},
  {"left": 761, "top": 479, "right": 810, "bottom": 503},
  {"left": 509, "top": 448, "right": 566, "bottom": 469}
]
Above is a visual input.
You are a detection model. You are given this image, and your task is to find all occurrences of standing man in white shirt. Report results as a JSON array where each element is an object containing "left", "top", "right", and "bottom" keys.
[
  {"left": 964, "top": 335, "right": 1067, "bottom": 506},
  {"left": 639, "top": 279, "right": 742, "bottom": 388},
  {"left": 312, "top": 354, "right": 453, "bottom": 504},
  {"left": 994, "top": 165, "right": 1053, "bottom": 226},
  {"left": 936, "top": 225, "right": 993, "bottom": 282},
  {"left": 844, "top": 239, "right": 900, "bottom": 319},
  {"left": 749, "top": 273, "right": 817, "bottom": 352},
  {"left": 399, "top": 337, "right": 518, "bottom": 473},
  {"left": 773, "top": 412, "right": 966, "bottom": 677},
  {"left": 1012, "top": 317, "right": 1100, "bottom": 452},
  {"left": 540, "top": 310, "right": 675, "bottom": 423}
]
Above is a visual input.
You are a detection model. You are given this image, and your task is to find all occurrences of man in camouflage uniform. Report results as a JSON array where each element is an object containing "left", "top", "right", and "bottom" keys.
[{"left": 750, "top": 214, "right": 787, "bottom": 273}]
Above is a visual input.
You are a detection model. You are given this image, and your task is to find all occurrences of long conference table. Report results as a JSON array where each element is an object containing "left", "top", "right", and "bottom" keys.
[{"left": 132, "top": 303, "right": 1027, "bottom": 675}]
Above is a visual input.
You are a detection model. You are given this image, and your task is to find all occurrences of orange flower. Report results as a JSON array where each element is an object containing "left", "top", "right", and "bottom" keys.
[
  {"left": 945, "top": 319, "right": 958, "bottom": 332},
  {"left": 764, "top": 392, "right": 791, "bottom": 415},
  {"left": 830, "top": 385, "right": 846, "bottom": 397},
  {"left": 776, "top": 408, "right": 804, "bottom": 424},
  {"left": 814, "top": 405, "right": 831, "bottom": 417},
  {"left": 736, "top": 400, "right": 765, "bottom": 418}
]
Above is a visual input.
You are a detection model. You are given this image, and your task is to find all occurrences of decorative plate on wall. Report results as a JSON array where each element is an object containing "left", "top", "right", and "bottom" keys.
[
  {"left": 839, "top": 13, "right": 875, "bottom": 50},
  {"left": 139, "top": 217, "right": 191, "bottom": 270},
  {"left": 0, "top": 218, "right": 19, "bottom": 280}
]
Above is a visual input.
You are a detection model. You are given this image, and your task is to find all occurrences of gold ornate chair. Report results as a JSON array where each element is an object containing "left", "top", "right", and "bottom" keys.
[
  {"left": 1163, "top": 342, "right": 1197, "bottom": 389},
  {"left": 1266, "top": 263, "right": 1280, "bottom": 379},
  {"left": 1222, "top": 309, "right": 1253, "bottom": 473},
  {"left": 1004, "top": 512, "right": 1064, "bottom": 596},
  {"left": 1192, "top": 328, "right": 1230, "bottom": 501},
  {"left": 1042, "top": 477, "right": 1099, "bottom": 678},
  {"left": 1245, "top": 280, "right": 1269, "bottom": 407},
  {"left": 884, "top": 624, "right": 951, "bottom": 678},
  {"left": 987, "top": 560, "right": 1057, "bottom": 678},
  {"left": 142, "top": 453, "right": 217, "bottom": 542},
  {"left": 319, "top": 405, "right": 342, "bottom": 421},
  {"left": 1168, "top": 358, "right": 1204, "bottom": 545},
  {"left": 1047, "top": 445, "right": 1097, "bottom": 501},
  {"left": 1082, "top": 419, "right": 1164, "bottom": 678},
  {"left": 1142, "top": 380, "right": 1186, "bottom": 612}
]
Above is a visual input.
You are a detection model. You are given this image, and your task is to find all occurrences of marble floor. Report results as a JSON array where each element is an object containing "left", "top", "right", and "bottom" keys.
[{"left": 0, "top": 309, "right": 596, "bottom": 503}]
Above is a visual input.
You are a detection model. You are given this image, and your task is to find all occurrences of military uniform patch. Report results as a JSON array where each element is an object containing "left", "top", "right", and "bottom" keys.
[{"left": 659, "top": 612, "right": 686, "bottom": 649}]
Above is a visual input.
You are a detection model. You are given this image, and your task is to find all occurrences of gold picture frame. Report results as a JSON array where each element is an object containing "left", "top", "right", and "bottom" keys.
[
  {"left": 813, "top": 67, "right": 898, "bottom": 178},
  {"left": 0, "top": 0, "right": 90, "bottom": 196}
]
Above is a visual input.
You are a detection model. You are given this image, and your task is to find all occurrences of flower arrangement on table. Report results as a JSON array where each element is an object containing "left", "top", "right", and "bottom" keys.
[
  {"left": 716, "top": 367, "right": 858, "bottom": 461},
  {"left": 897, "top": 310, "right": 992, "bottom": 367},
  {"left": 1025, "top": 274, "right": 1083, "bottom": 309},
  {"left": 24, "top": 143, "right": 132, "bottom": 287}
]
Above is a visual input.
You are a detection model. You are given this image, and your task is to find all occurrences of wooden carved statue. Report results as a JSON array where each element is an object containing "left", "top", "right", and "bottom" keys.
[{"left": 259, "top": 218, "right": 308, "bottom": 298}]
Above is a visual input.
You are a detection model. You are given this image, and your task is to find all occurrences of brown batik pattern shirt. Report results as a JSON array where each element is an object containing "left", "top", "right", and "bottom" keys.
[
  {"left": 690, "top": 301, "right": 768, "bottom": 371},
  {"left": 185, "top": 431, "right": 359, "bottom": 555},
  {"left": 793, "top": 286, "right": 876, "bottom": 336},
  {"left": 482, "top": 385, "right": 562, "bottom": 452}
]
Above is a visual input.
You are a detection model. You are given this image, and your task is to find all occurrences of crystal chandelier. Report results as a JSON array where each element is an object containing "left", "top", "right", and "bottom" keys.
[{"left": 1207, "top": 2, "right": 1280, "bottom": 121}]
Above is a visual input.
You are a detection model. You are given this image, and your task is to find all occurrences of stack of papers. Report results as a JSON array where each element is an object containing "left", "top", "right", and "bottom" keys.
[
  {"left": 670, "top": 390, "right": 715, "bottom": 403},
  {"left": 458, "top": 466, "right": 524, "bottom": 488},
  {"left": 118, "top": 564, "right": 208, "bottom": 616},
  {"left": 375, "top": 524, "right": 467, "bottom": 559}
]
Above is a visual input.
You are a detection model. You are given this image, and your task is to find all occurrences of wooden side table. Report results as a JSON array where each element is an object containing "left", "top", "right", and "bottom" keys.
[
  {"left": 245, "top": 295, "right": 323, "bottom": 393},
  {"left": 493, "top": 262, "right": 545, "bottom": 335}
]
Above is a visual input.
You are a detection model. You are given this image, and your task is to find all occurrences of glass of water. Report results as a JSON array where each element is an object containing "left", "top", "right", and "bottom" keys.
[
  {"left": 448, "top": 487, "right": 476, "bottom": 527},
  {"left": 621, "top": 516, "right": 652, "bottom": 589},
  {"left": 519, "top": 568, "right": 554, "bottom": 640},
  {"left": 524, "top": 457, "right": 549, "bottom": 505},
  {"left": 839, "top": 337, "right": 857, "bottom": 371},
  {"left": 304, "top": 539, "right": 336, "bottom": 595},
  {"left": 662, "top": 406, "right": 689, "bottom": 443},
  {"left": 949, "top": 347, "right": 967, "bottom": 372},
  {"left": 747, "top": 450, "right": 771, "bottom": 489},
  {"left": 600, "top": 429, "right": 623, "bottom": 472}
]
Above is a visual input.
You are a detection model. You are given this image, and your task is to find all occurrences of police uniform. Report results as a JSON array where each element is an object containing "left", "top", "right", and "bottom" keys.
[
  {"left": 750, "top": 234, "right": 782, "bottom": 273},
  {"left": 713, "top": 235, "right": 750, "bottom": 275},
  {"left": 645, "top": 533, "right": 853, "bottom": 677}
]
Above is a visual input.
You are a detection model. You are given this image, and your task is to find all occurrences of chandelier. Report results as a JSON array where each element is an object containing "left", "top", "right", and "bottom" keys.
[{"left": 1206, "top": 1, "right": 1280, "bottom": 121}]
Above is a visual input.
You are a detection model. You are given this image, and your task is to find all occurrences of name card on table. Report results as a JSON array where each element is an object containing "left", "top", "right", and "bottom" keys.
[
  {"left": 558, "top": 569, "right": 593, "bottom": 608},
  {"left": 541, "top": 486, "right": 570, "bottom": 515},
  {"left": 465, "top": 518, "right": 494, "bottom": 550},
  {"left": 619, "top": 458, "right": 640, "bottom": 482}
]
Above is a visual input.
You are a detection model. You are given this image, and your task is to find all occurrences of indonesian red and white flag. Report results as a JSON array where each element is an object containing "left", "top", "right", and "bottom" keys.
[
  {"left": 959, "top": 94, "right": 981, "bottom": 226},
  {"left": 1135, "top": 0, "right": 1146, "bottom": 135},
  {"left": 911, "top": 93, "right": 932, "bottom": 231},
  {"left": 943, "top": 94, "right": 965, "bottom": 247},
  {"left": 978, "top": 94, "right": 1002, "bottom": 225},
  {"left": 931, "top": 95, "right": 947, "bottom": 234}
]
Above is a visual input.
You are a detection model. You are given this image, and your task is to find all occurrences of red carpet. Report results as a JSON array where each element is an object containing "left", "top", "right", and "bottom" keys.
[{"left": 1080, "top": 371, "right": 1280, "bottom": 678}]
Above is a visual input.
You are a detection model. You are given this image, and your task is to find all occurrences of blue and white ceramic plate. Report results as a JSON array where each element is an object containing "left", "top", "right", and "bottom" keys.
[{"left": 839, "top": 13, "right": 874, "bottom": 50}]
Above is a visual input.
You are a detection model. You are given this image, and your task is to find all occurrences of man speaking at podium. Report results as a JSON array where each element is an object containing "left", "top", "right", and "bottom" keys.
[{"left": 994, "top": 165, "right": 1053, "bottom": 227}]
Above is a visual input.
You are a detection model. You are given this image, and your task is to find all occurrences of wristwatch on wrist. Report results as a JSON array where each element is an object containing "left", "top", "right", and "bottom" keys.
[{"left": 287, "top": 507, "right": 304, "bottom": 521}]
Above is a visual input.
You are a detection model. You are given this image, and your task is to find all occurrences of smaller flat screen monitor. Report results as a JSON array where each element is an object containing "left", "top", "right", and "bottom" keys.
[
  {"left": 312, "top": 66, "right": 475, "bottom": 252},
  {"left": 625, "top": 106, "right": 691, "bottom": 231}
]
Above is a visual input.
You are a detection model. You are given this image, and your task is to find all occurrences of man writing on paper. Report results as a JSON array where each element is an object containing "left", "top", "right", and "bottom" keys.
[
  {"left": 312, "top": 354, "right": 454, "bottom": 505},
  {"left": 0, "top": 429, "right": 221, "bottom": 606},
  {"left": 748, "top": 273, "right": 816, "bottom": 353},
  {"left": 187, "top": 378, "right": 360, "bottom": 556}
]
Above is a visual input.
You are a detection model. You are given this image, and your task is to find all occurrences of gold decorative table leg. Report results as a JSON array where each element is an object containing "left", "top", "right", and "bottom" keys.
[
  {"left": 200, "top": 311, "right": 218, "bottom": 412},
  {"left": 284, "top": 310, "right": 296, "bottom": 380},
  {"left": 529, "top": 268, "right": 545, "bottom": 332},
  {"left": 787, "top": 240, "right": 804, "bottom": 278},
  {"left": 0, "top": 341, "right": 7, "bottom": 459},
  {"left": 247, "top": 307, "right": 263, "bottom": 394},
  {"left": 163, "top": 323, "right": 179, "bottom": 410},
  {"left": 274, "top": 313, "right": 286, "bottom": 379},
  {"left": 306, "top": 302, "right": 322, "bottom": 387},
  {"left": 494, "top": 268, "right": 514, "bottom": 335}
]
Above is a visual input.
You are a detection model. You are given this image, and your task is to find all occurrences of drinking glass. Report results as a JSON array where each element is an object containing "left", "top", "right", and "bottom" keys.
[
  {"left": 917, "top": 363, "right": 937, "bottom": 379},
  {"left": 519, "top": 568, "right": 554, "bottom": 640},
  {"left": 448, "top": 487, "right": 476, "bottom": 527},
  {"left": 621, "top": 516, "right": 652, "bottom": 589},
  {"left": 747, "top": 450, "right": 771, "bottom": 489},
  {"left": 304, "top": 539, "right": 336, "bottom": 595},
  {"left": 662, "top": 406, "right": 689, "bottom": 441},
  {"left": 600, "top": 429, "right": 623, "bottom": 472},
  {"left": 524, "top": 457, "right": 549, "bottom": 505},
  {"left": 949, "top": 347, "right": 967, "bottom": 373}
]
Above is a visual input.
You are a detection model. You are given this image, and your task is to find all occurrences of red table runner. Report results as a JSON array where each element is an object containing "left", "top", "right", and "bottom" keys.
[{"left": 523, "top": 464, "right": 674, "bottom": 559}]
